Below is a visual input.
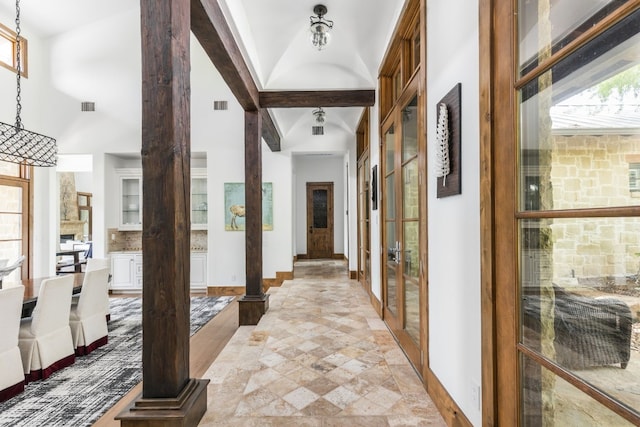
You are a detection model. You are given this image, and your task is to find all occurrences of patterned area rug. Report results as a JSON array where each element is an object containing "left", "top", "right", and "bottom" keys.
[{"left": 0, "top": 296, "right": 234, "bottom": 427}]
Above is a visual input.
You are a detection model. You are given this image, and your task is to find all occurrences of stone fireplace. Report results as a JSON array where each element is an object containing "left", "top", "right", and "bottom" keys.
[{"left": 59, "top": 172, "right": 87, "bottom": 241}]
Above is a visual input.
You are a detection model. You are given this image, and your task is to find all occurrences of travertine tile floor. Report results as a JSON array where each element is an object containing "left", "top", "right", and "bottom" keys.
[{"left": 199, "top": 259, "right": 446, "bottom": 426}]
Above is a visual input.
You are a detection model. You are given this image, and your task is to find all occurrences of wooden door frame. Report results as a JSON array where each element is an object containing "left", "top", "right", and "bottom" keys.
[
  {"left": 77, "top": 192, "right": 92, "bottom": 241},
  {"left": 357, "top": 107, "right": 372, "bottom": 295},
  {"left": 479, "top": 0, "right": 498, "bottom": 424},
  {"left": 306, "top": 182, "right": 334, "bottom": 259},
  {"left": 357, "top": 154, "right": 371, "bottom": 291}
]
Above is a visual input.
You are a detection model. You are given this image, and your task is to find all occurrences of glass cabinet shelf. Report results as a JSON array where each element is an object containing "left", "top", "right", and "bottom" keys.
[
  {"left": 191, "top": 171, "right": 207, "bottom": 230},
  {"left": 118, "top": 171, "right": 143, "bottom": 230}
]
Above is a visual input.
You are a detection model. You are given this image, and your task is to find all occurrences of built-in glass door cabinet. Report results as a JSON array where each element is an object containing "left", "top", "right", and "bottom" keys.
[
  {"left": 117, "top": 169, "right": 142, "bottom": 231},
  {"left": 117, "top": 168, "right": 207, "bottom": 231},
  {"left": 191, "top": 168, "right": 207, "bottom": 230}
]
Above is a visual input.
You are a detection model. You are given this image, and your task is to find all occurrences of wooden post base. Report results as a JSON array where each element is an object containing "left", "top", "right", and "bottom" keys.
[
  {"left": 238, "top": 294, "right": 270, "bottom": 325},
  {"left": 116, "top": 378, "right": 209, "bottom": 427}
]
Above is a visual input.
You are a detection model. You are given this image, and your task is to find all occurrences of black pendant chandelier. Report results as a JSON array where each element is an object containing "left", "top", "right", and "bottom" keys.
[
  {"left": 309, "top": 4, "right": 333, "bottom": 51},
  {"left": 312, "top": 107, "right": 326, "bottom": 124},
  {"left": 0, "top": 0, "right": 57, "bottom": 167}
]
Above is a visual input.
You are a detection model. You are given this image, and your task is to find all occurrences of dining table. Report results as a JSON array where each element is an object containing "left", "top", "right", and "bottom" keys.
[
  {"left": 2, "top": 273, "right": 84, "bottom": 318},
  {"left": 56, "top": 249, "right": 87, "bottom": 273}
]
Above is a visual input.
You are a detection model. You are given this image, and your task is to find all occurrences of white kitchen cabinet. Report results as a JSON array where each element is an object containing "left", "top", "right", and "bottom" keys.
[
  {"left": 111, "top": 252, "right": 205, "bottom": 291},
  {"left": 190, "top": 252, "right": 207, "bottom": 290},
  {"left": 110, "top": 252, "right": 142, "bottom": 292}
]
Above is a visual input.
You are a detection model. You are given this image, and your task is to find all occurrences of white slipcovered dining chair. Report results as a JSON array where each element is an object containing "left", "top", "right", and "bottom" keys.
[
  {"left": 73, "top": 257, "right": 111, "bottom": 321},
  {"left": 0, "top": 255, "right": 25, "bottom": 286},
  {"left": 0, "top": 285, "right": 26, "bottom": 402},
  {"left": 69, "top": 267, "right": 110, "bottom": 356},
  {"left": 18, "top": 275, "right": 75, "bottom": 382}
]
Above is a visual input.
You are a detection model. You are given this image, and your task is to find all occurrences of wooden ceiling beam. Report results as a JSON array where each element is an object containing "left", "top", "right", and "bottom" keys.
[
  {"left": 190, "top": 0, "right": 258, "bottom": 110},
  {"left": 190, "top": 0, "right": 281, "bottom": 152},
  {"left": 259, "top": 90, "right": 376, "bottom": 108},
  {"left": 261, "top": 109, "right": 280, "bottom": 150}
]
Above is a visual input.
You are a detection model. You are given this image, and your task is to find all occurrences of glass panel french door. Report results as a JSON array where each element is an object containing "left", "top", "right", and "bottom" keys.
[
  {"left": 402, "top": 95, "right": 420, "bottom": 344},
  {"left": 382, "top": 87, "right": 422, "bottom": 369},
  {"left": 383, "top": 123, "right": 399, "bottom": 320},
  {"left": 513, "top": 2, "right": 640, "bottom": 425}
]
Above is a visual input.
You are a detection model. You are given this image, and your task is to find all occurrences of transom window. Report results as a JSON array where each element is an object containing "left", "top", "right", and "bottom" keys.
[{"left": 0, "top": 21, "right": 28, "bottom": 77}]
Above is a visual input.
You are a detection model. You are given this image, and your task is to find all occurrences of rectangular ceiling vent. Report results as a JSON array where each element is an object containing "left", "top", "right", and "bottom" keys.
[
  {"left": 213, "top": 100, "right": 228, "bottom": 110},
  {"left": 81, "top": 102, "right": 95, "bottom": 112},
  {"left": 312, "top": 126, "right": 324, "bottom": 136}
]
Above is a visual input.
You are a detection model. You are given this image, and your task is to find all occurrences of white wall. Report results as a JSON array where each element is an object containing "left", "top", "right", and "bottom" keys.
[
  {"left": 344, "top": 150, "right": 358, "bottom": 272},
  {"left": 369, "top": 101, "right": 382, "bottom": 301},
  {"left": 263, "top": 146, "right": 294, "bottom": 277},
  {"left": 426, "top": 0, "right": 482, "bottom": 425},
  {"left": 0, "top": 10, "right": 59, "bottom": 277},
  {"left": 0, "top": 12, "right": 49, "bottom": 133},
  {"left": 43, "top": 9, "right": 142, "bottom": 155},
  {"left": 293, "top": 155, "right": 345, "bottom": 257}
]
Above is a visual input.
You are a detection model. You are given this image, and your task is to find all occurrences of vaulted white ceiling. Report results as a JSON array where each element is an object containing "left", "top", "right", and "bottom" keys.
[
  {"left": 218, "top": 0, "right": 405, "bottom": 152},
  {"left": 0, "top": 0, "right": 405, "bottom": 153}
]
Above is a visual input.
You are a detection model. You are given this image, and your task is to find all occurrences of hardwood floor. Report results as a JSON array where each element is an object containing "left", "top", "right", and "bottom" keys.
[{"left": 92, "top": 298, "right": 239, "bottom": 427}]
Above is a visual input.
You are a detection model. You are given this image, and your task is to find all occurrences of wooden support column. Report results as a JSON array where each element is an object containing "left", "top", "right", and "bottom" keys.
[
  {"left": 238, "top": 110, "right": 269, "bottom": 325},
  {"left": 116, "top": 0, "right": 208, "bottom": 425}
]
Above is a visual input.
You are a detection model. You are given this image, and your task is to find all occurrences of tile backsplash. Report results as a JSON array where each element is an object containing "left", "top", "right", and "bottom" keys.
[{"left": 108, "top": 228, "right": 207, "bottom": 252}]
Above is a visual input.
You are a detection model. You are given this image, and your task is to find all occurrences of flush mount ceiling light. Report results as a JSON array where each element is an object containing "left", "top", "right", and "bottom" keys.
[
  {"left": 309, "top": 4, "right": 333, "bottom": 50},
  {"left": 0, "top": 0, "right": 57, "bottom": 167},
  {"left": 312, "top": 107, "right": 326, "bottom": 124}
]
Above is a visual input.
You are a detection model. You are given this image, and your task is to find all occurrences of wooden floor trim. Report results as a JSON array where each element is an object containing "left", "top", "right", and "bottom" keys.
[
  {"left": 93, "top": 298, "right": 239, "bottom": 427},
  {"left": 208, "top": 286, "right": 245, "bottom": 296}
]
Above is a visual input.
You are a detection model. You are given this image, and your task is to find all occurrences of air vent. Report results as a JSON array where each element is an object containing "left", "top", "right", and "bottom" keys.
[
  {"left": 213, "top": 100, "right": 228, "bottom": 110},
  {"left": 81, "top": 102, "right": 95, "bottom": 112},
  {"left": 312, "top": 126, "right": 324, "bottom": 136}
]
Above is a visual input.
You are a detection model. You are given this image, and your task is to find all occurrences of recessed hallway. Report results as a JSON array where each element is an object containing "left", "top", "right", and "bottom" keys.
[{"left": 198, "top": 259, "right": 446, "bottom": 426}]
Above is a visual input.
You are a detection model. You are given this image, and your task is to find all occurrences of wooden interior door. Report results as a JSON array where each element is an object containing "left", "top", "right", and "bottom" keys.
[{"left": 306, "top": 182, "right": 334, "bottom": 259}]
